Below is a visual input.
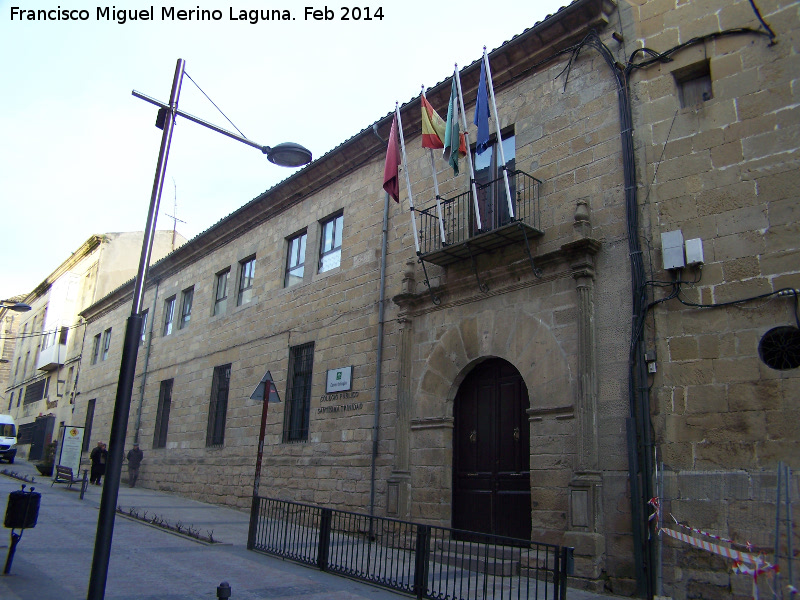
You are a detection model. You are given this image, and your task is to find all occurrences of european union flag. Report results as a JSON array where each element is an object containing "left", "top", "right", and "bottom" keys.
[{"left": 474, "top": 56, "right": 491, "bottom": 155}]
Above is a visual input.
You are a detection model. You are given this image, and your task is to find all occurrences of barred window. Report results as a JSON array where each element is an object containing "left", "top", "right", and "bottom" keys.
[
  {"left": 206, "top": 364, "right": 231, "bottom": 446},
  {"left": 283, "top": 343, "right": 314, "bottom": 442},
  {"left": 153, "top": 379, "right": 173, "bottom": 449}
]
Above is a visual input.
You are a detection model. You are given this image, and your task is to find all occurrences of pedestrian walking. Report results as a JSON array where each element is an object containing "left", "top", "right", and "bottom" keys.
[
  {"left": 89, "top": 441, "right": 107, "bottom": 485},
  {"left": 126, "top": 443, "right": 144, "bottom": 488}
]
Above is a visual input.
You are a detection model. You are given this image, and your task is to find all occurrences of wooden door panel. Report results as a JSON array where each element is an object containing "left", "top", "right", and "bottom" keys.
[{"left": 453, "top": 359, "right": 531, "bottom": 539}]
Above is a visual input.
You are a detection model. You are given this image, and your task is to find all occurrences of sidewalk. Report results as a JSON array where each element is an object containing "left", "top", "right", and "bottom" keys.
[{"left": 0, "top": 459, "right": 629, "bottom": 599}]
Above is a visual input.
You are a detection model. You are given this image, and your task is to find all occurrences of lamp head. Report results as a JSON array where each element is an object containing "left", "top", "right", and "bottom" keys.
[
  {"left": 262, "top": 142, "right": 313, "bottom": 168},
  {"left": 0, "top": 301, "right": 31, "bottom": 313}
]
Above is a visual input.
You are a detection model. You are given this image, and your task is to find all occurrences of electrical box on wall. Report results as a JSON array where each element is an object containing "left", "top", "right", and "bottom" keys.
[
  {"left": 685, "top": 238, "right": 705, "bottom": 266},
  {"left": 661, "top": 230, "right": 685, "bottom": 270}
]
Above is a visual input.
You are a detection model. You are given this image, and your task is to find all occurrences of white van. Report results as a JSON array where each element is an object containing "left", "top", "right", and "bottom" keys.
[{"left": 0, "top": 415, "right": 17, "bottom": 463}]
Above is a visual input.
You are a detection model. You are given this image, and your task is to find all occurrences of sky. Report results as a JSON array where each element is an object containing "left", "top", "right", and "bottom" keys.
[{"left": 0, "top": 0, "right": 568, "bottom": 300}]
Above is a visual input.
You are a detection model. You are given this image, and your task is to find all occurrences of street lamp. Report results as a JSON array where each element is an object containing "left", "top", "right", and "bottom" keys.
[
  {"left": 87, "top": 58, "right": 312, "bottom": 600},
  {"left": 0, "top": 301, "right": 31, "bottom": 313}
]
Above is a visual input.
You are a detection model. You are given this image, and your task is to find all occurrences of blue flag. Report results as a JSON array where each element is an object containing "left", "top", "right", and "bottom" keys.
[{"left": 474, "top": 57, "right": 491, "bottom": 155}]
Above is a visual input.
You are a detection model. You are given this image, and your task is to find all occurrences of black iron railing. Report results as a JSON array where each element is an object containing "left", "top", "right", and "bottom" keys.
[
  {"left": 418, "top": 170, "right": 541, "bottom": 256},
  {"left": 248, "top": 496, "right": 573, "bottom": 600}
]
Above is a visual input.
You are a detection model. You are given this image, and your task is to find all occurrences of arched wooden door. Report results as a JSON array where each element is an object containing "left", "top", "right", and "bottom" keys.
[{"left": 452, "top": 358, "right": 531, "bottom": 540}]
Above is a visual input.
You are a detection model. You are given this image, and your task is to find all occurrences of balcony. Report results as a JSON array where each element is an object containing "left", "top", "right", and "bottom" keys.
[
  {"left": 37, "top": 341, "right": 66, "bottom": 371},
  {"left": 417, "top": 169, "right": 542, "bottom": 267}
]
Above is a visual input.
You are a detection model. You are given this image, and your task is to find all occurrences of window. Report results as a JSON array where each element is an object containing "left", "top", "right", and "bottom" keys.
[
  {"left": 285, "top": 232, "right": 307, "bottom": 288},
  {"left": 139, "top": 309, "right": 149, "bottom": 345},
  {"left": 101, "top": 328, "right": 112, "bottom": 361},
  {"left": 237, "top": 257, "right": 255, "bottom": 306},
  {"left": 319, "top": 214, "right": 343, "bottom": 272},
  {"left": 674, "top": 60, "right": 712, "bottom": 108},
  {"left": 179, "top": 287, "right": 194, "bottom": 329},
  {"left": 24, "top": 379, "right": 46, "bottom": 405},
  {"left": 91, "top": 334, "right": 101, "bottom": 364},
  {"left": 163, "top": 296, "right": 176, "bottom": 336},
  {"left": 14, "top": 357, "right": 20, "bottom": 379},
  {"left": 213, "top": 269, "right": 229, "bottom": 316},
  {"left": 473, "top": 132, "right": 516, "bottom": 231},
  {"left": 153, "top": 379, "right": 173, "bottom": 448},
  {"left": 83, "top": 399, "right": 96, "bottom": 452},
  {"left": 283, "top": 342, "right": 314, "bottom": 442},
  {"left": 7, "top": 392, "right": 13, "bottom": 412},
  {"left": 59, "top": 326, "right": 68, "bottom": 345},
  {"left": 206, "top": 364, "right": 231, "bottom": 446}
]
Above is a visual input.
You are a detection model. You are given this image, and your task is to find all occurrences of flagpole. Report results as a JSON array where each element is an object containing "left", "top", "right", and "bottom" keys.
[
  {"left": 482, "top": 47, "right": 515, "bottom": 220},
  {"left": 396, "top": 103, "right": 421, "bottom": 255},
  {"left": 454, "top": 65, "right": 483, "bottom": 231},
  {"left": 421, "top": 88, "right": 448, "bottom": 246}
]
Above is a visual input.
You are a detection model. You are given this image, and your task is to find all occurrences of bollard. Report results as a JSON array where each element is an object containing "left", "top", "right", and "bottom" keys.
[
  {"left": 217, "top": 581, "right": 231, "bottom": 599},
  {"left": 80, "top": 469, "right": 89, "bottom": 500},
  {"left": 3, "top": 485, "right": 41, "bottom": 574}
]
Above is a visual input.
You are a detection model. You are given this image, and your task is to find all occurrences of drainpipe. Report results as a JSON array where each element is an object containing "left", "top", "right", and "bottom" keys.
[
  {"left": 133, "top": 280, "right": 159, "bottom": 445},
  {"left": 369, "top": 191, "right": 390, "bottom": 522}
]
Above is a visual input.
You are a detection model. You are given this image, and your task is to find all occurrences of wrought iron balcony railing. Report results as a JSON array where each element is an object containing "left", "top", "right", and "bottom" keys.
[{"left": 417, "top": 169, "right": 542, "bottom": 265}]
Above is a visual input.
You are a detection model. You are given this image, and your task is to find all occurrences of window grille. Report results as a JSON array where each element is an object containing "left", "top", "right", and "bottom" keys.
[
  {"left": 283, "top": 343, "right": 314, "bottom": 442},
  {"left": 153, "top": 379, "right": 173, "bottom": 448},
  {"left": 206, "top": 364, "right": 231, "bottom": 446}
]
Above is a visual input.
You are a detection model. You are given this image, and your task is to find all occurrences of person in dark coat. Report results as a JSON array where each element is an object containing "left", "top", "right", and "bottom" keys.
[
  {"left": 126, "top": 443, "right": 144, "bottom": 488},
  {"left": 89, "top": 441, "right": 107, "bottom": 485}
]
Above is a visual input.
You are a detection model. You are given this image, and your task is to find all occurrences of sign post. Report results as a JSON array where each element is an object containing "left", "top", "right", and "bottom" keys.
[{"left": 247, "top": 371, "right": 281, "bottom": 550}]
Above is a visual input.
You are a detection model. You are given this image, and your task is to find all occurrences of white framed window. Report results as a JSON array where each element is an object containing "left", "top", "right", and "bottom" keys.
[
  {"left": 214, "top": 269, "right": 229, "bottom": 316},
  {"left": 319, "top": 213, "right": 343, "bottom": 273},
  {"left": 180, "top": 287, "right": 194, "bottom": 329},
  {"left": 101, "top": 328, "right": 112, "bottom": 361},
  {"left": 91, "top": 334, "right": 101, "bottom": 365},
  {"left": 285, "top": 232, "right": 307, "bottom": 288},
  {"left": 163, "top": 296, "right": 176, "bottom": 336},
  {"left": 237, "top": 257, "right": 255, "bottom": 306}
]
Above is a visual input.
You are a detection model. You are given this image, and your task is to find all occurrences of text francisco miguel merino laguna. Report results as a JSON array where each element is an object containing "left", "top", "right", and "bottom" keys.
[{"left": 9, "top": 6, "right": 386, "bottom": 24}]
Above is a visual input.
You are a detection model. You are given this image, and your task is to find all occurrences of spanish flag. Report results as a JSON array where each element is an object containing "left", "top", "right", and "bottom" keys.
[{"left": 421, "top": 94, "right": 446, "bottom": 149}]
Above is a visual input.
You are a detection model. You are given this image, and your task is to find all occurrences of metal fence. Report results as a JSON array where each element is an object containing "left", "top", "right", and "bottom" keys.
[
  {"left": 248, "top": 496, "right": 572, "bottom": 600},
  {"left": 417, "top": 170, "right": 541, "bottom": 256}
]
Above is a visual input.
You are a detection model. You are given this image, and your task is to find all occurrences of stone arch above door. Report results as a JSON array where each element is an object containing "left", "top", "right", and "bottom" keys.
[{"left": 414, "top": 307, "right": 576, "bottom": 421}]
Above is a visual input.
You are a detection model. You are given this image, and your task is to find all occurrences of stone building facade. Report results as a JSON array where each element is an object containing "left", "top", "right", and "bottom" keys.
[{"left": 73, "top": 1, "right": 799, "bottom": 597}]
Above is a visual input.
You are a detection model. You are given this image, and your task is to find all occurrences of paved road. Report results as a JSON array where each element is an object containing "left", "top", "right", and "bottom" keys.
[{"left": 0, "top": 458, "right": 629, "bottom": 599}]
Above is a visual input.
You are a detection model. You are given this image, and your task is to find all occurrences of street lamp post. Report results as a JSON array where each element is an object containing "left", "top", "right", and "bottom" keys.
[{"left": 87, "top": 58, "right": 312, "bottom": 600}]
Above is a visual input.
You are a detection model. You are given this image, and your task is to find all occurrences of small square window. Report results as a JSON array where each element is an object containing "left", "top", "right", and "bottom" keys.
[
  {"left": 238, "top": 257, "right": 255, "bottom": 306},
  {"left": 673, "top": 61, "right": 712, "bottom": 108},
  {"left": 319, "top": 213, "right": 343, "bottom": 273},
  {"left": 285, "top": 232, "right": 307, "bottom": 288}
]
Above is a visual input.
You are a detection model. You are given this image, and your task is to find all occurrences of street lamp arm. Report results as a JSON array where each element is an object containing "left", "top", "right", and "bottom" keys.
[{"left": 132, "top": 90, "right": 267, "bottom": 153}]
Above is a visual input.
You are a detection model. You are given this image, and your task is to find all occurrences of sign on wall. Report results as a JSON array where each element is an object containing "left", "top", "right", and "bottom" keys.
[
  {"left": 55, "top": 425, "right": 84, "bottom": 477},
  {"left": 326, "top": 366, "right": 353, "bottom": 393}
]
